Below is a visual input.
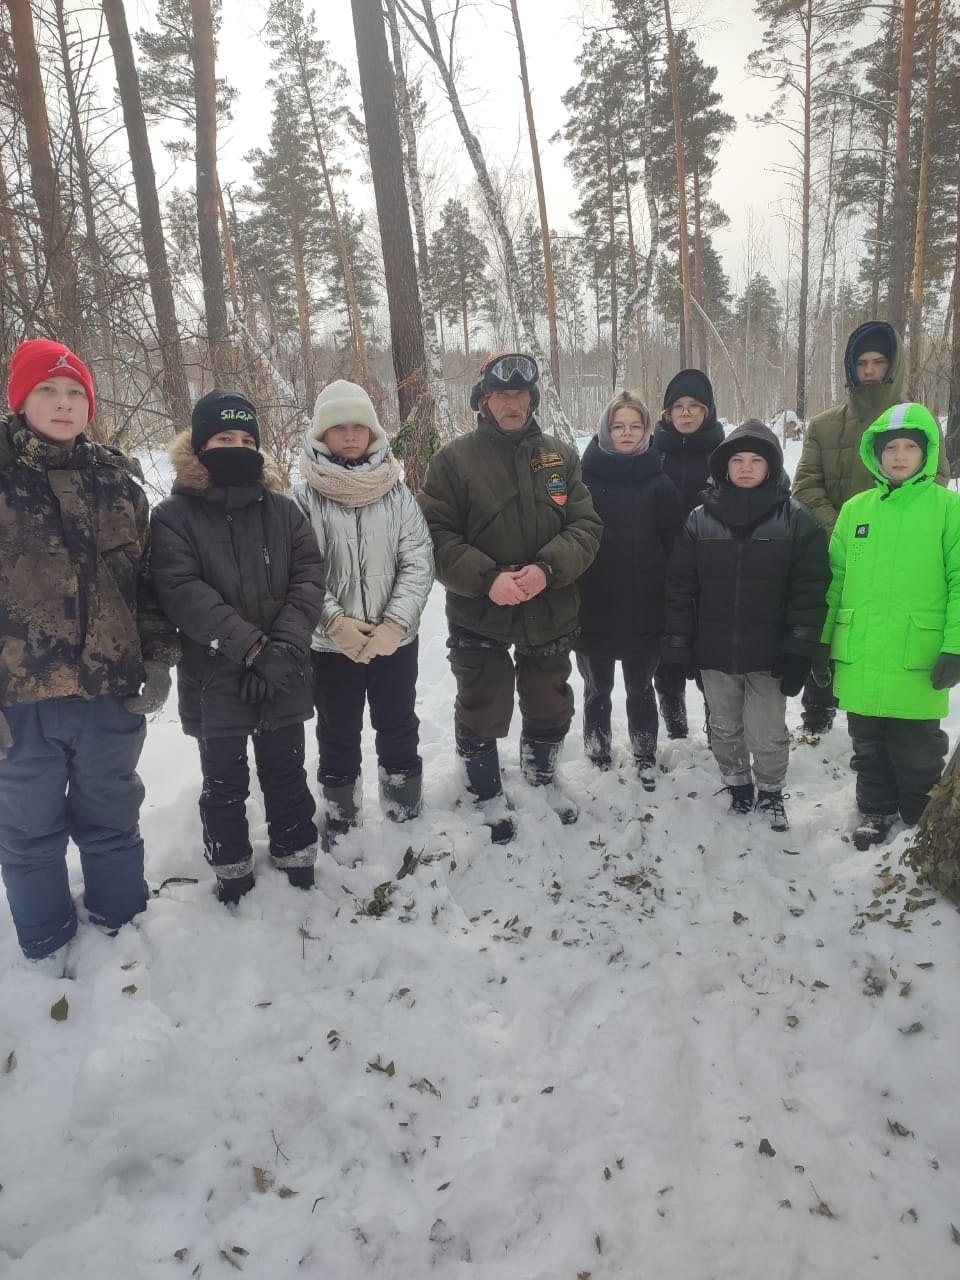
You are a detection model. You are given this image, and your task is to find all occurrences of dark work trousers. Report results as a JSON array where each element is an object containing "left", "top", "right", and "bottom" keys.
[
  {"left": 847, "top": 712, "right": 948, "bottom": 824},
  {"left": 446, "top": 626, "right": 574, "bottom": 747},
  {"left": 312, "top": 639, "right": 421, "bottom": 786},
  {"left": 198, "top": 724, "right": 317, "bottom": 885},
  {"left": 576, "top": 652, "right": 660, "bottom": 764},
  {"left": 800, "top": 671, "right": 837, "bottom": 725},
  {"left": 653, "top": 660, "right": 687, "bottom": 705},
  {"left": 0, "top": 694, "right": 148, "bottom": 959}
]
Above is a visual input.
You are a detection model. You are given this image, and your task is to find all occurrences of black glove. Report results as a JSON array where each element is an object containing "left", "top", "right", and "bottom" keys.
[
  {"left": 811, "top": 643, "right": 833, "bottom": 688},
  {"left": 250, "top": 640, "right": 304, "bottom": 695},
  {"left": 773, "top": 652, "right": 812, "bottom": 697},
  {"left": 123, "top": 660, "right": 171, "bottom": 715},
  {"left": 239, "top": 670, "right": 269, "bottom": 704},
  {"left": 931, "top": 652, "right": 960, "bottom": 690},
  {"left": 660, "top": 641, "right": 696, "bottom": 680}
]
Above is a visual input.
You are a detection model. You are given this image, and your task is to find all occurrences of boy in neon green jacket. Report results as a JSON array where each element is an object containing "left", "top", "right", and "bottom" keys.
[{"left": 823, "top": 402, "right": 960, "bottom": 849}]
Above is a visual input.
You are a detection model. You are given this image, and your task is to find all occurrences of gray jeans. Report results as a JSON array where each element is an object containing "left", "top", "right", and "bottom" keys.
[{"left": 700, "top": 669, "right": 789, "bottom": 790}]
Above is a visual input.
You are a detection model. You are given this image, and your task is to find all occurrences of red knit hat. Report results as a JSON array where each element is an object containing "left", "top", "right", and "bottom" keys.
[{"left": 6, "top": 339, "right": 96, "bottom": 420}]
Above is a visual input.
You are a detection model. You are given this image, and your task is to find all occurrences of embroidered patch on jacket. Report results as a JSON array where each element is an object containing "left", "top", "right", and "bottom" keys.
[
  {"left": 545, "top": 472, "right": 568, "bottom": 506},
  {"left": 531, "top": 451, "right": 565, "bottom": 473},
  {"left": 855, "top": 523, "right": 869, "bottom": 538}
]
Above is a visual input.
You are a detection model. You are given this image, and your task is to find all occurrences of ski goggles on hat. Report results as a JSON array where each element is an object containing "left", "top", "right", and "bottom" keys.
[{"left": 481, "top": 352, "right": 539, "bottom": 390}]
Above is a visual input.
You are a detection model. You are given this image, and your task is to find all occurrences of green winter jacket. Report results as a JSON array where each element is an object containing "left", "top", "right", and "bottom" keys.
[
  {"left": 792, "top": 323, "right": 950, "bottom": 532},
  {"left": 823, "top": 403, "right": 960, "bottom": 720},
  {"left": 418, "top": 413, "right": 602, "bottom": 646}
]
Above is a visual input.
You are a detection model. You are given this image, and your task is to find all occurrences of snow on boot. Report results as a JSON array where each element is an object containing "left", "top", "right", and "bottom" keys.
[
  {"left": 520, "top": 736, "right": 579, "bottom": 825},
  {"left": 632, "top": 733, "right": 658, "bottom": 792},
  {"left": 658, "top": 695, "right": 688, "bottom": 740},
  {"left": 583, "top": 727, "right": 613, "bottom": 772},
  {"left": 321, "top": 778, "right": 361, "bottom": 853},
  {"left": 722, "top": 782, "right": 755, "bottom": 815},
  {"left": 755, "top": 788, "right": 789, "bottom": 832},
  {"left": 800, "top": 710, "right": 835, "bottom": 737},
  {"left": 461, "top": 743, "right": 516, "bottom": 845},
  {"left": 216, "top": 870, "right": 255, "bottom": 905},
  {"left": 852, "top": 813, "right": 895, "bottom": 851},
  {"left": 380, "top": 766, "right": 423, "bottom": 822}
]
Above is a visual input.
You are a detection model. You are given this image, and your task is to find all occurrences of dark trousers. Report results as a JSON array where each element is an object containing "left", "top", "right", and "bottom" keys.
[
  {"left": 0, "top": 695, "right": 148, "bottom": 959},
  {"left": 577, "top": 652, "right": 659, "bottom": 763},
  {"left": 800, "top": 671, "right": 837, "bottom": 724},
  {"left": 198, "top": 724, "right": 317, "bottom": 883},
  {"left": 846, "top": 712, "right": 948, "bottom": 824},
  {"left": 446, "top": 626, "right": 573, "bottom": 746},
  {"left": 312, "top": 640, "right": 421, "bottom": 786}
]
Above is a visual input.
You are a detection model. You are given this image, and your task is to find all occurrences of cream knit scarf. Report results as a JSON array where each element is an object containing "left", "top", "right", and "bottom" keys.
[{"left": 300, "top": 450, "right": 402, "bottom": 508}]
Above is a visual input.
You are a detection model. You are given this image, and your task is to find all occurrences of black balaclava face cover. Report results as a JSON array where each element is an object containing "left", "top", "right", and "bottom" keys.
[{"left": 198, "top": 446, "right": 265, "bottom": 487}]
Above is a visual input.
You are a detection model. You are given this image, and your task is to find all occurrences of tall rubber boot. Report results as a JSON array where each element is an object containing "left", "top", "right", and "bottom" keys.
[
  {"left": 320, "top": 778, "right": 361, "bottom": 853},
  {"left": 380, "top": 766, "right": 423, "bottom": 822},
  {"left": 461, "top": 743, "right": 516, "bottom": 845},
  {"left": 519, "top": 736, "right": 579, "bottom": 825}
]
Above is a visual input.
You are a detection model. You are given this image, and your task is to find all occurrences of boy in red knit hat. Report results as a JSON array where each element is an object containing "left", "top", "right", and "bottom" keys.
[{"left": 0, "top": 338, "right": 179, "bottom": 970}]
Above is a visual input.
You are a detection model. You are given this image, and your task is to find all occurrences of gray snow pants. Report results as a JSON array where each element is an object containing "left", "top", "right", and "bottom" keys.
[{"left": 700, "top": 669, "right": 789, "bottom": 790}]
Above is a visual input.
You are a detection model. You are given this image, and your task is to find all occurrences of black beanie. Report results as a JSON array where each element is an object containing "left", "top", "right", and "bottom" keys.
[
  {"left": 873, "top": 427, "right": 927, "bottom": 461},
  {"left": 191, "top": 390, "right": 260, "bottom": 451},
  {"left": 852, "top": 326, "right": 893, "bottom": 364},
  {"left": 663, "top": 368, "right": 713, "bottom": 412}
]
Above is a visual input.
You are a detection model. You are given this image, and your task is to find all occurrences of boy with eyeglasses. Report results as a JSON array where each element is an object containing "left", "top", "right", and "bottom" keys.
[{"left": 418, "top": 352, "right": 601, "bottom": 841}]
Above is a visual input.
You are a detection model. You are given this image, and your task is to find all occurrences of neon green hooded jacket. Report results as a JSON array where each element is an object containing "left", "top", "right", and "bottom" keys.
[{"left": 823, "top": 403, "right": 960, "bottom": 719}]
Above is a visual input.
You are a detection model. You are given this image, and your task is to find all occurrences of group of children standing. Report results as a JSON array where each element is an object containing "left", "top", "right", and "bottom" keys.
[{"left": 1, "top": 332, "right": 958, "bottom": 965}]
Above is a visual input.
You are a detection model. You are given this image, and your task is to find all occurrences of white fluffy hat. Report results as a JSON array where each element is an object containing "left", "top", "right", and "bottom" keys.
[{"left": 307, "top": 379, "right": 388, "bottom": 457}]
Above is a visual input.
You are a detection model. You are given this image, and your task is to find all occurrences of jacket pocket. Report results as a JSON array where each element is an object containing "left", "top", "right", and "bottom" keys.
[
  {"left": 904, "top": 612, "right": 944, "bottom": 670},
  {"left": 831, "top": 608, "right": 858, "bottom": 664}
]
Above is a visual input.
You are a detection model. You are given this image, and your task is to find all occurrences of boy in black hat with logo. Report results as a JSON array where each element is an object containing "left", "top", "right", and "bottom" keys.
[
  {"left": 418, "top": 352, "right": 601, "bottom": 841},
  {"left": 150, "top": 390, "right": 326, "bottom": 902}
]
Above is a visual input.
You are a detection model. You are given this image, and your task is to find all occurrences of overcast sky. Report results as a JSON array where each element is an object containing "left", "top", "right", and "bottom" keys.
[{"left": 130, "top": 1, "right": 824, "bottom": 292}]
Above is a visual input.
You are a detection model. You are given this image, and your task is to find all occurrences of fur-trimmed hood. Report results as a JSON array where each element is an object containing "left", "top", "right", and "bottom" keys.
[{"left": 168, "top": 429, "right": 283, "bottom": 493}]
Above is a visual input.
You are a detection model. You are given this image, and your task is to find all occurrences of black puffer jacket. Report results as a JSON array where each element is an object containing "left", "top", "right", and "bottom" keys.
[
  {"left": 663, "top": 423, "right": 829, "bottom": 674},
  {"left": 576, "top": 438, "right": 683, "bottom": 658},
  {"left": 151, "top": 434, "right": 325, "bottom": 738},
  {"left": 652, "top": 370, "right": 726, "bottom": 516}
]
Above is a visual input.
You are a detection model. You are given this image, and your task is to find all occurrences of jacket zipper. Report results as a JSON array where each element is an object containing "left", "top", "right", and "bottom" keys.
[
  {"left": 732, "top": 538, "right": 743, "bottom": 669},
  {"left": 356, "top": 509, "right": 369, "bottom": 621}
]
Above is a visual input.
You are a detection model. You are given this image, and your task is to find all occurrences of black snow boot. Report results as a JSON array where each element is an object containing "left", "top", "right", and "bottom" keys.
[
  {"left": 631, "top": 733, "right": 658, "bottom": 793},
  {"left": 461, "top": 743, "right": 516, "bottom": 845},
  {"left": 852, "top": 813, "right": 896, "bottom": 851},
  {"left": 755, "top": 788, "right": 789, "bottom": 832},
  {"left": 800, "top": 709, "right": 835, "bottom": 737},
  {"left": 284, "top": 865, "right": 315, "bottom": 890},
  {"left": 658, "top": 695, "right": 688, "bottom": 740},
  {"left": 520, "top": 736, "right": 578, "bottom": 825},
  {"left": 321, "top": 778, "right": 360, "bottom": 853},
  {"left": 379, "top": 766, "right": 423, "bottom": 823},
  {"left": 723, "top": 782, "right": 755, "bottom": 815},
  {"left": 216, "top": 870, "right": 255, "bottom": 905}
]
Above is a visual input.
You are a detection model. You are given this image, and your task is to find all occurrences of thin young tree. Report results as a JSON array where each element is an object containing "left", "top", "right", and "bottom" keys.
[
  {"left": 663, "top": 0, "right": 692, "bottom": 366},
  {"left": 908, "top": 0, "right": 940, "bottom": 393},
  {"left": 888, "top": 0, "right": 918, "bottom": 332},
  {"left": 190, "top": 0, "right": 229, "bottom": 380}
]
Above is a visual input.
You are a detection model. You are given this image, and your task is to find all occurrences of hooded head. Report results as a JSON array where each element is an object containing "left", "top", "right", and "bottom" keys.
[
  {"left": 598, "top": 390, "right": 652, "bottom": 456},
  {"left": 860, "top": 402, "right": 940, "bottom": 490},
  {"left": 709, "top": 420, "right": 783, "bottom": 488},
  {"left": 305, "top": 380, "right": 388, "bottom": 462},
  {"left": 844, "top": 321, "right": 901, "bottom": 390}
]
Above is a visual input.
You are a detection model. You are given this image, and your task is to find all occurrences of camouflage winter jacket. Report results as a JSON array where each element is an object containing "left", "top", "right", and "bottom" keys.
[{"left": 0, "top": 413, "right": 180, "bottom": 708}]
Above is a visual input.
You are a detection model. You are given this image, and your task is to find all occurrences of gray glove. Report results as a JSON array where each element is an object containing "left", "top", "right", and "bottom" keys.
[
  {"left": 0, "top": 709, "right": 13, "bottom": 761},
  {"left": 123, "top": 660, "right": 171, "bottom": 715}
]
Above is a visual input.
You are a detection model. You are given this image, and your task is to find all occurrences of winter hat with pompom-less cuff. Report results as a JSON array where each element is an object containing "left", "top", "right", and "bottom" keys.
[
  {"left": 7, "top": 339, "right": 96, "bottom": 420},
  {"left": 307, "top": 380, "right": 388, "bottom": 457},
  {"left": 191, "top": 389, "right": 260, "bottom": 452}
]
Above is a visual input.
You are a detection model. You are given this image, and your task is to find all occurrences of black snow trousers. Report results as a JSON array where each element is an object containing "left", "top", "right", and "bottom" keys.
[
  {"left": 846, "top": 712, "right": 948, "bottom": 825},
  {"left": 577, "top": 652, "right": 659, "bottom": 765}
]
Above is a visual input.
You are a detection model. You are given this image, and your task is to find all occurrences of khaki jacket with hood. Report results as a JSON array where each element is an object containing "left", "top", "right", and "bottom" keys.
[{"left": 792, "top": 322, "right": 950, "bottom": 532}]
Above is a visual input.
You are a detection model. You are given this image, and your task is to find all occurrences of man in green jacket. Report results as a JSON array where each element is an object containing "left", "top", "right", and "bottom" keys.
[
  {"left": 822, "top": 403, "right": 960, "bottom": 848},
  {"left": 792, "top": 321, "right": 950, "bottom": 734},
  {"left": 418, "top": 352, "right": 601, "bottom": 841}
]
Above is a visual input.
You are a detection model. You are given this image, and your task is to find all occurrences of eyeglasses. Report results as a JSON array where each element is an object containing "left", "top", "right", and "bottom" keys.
[
  {"left": 610, "top": 422, "right": 646, "bottom": 434},
  {"left": 670, "top": 402, "right": 706, "bottom": 417},
  {"left": 483, "top": 353, "right": 539, "bottom": 389}
]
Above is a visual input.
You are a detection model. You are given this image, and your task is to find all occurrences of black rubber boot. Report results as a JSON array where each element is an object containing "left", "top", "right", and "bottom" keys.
[
  {"left": 658, "top": 695, "right": 688, "bottom": 740},
  {"left": 380, "top": 767, "right": 423, "bottom": 822},
  {"left": 321, "top": 779, "right": 360, "bottom": 853},
  {"left": 461, "top": 743, "right": 516, "bottom": 845},
  {"left": 852, "top": 813, "right": 895, "bottom": 851},
  {"left": 520, "top": 736, "right": 578, "bottom": 825},
  {"left": 216, "top": 870, "right": 255, "bottom": 905}
]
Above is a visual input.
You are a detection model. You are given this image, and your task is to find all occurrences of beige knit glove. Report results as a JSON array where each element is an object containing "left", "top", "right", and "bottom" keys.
[
  {"left": 357, "top": 619, "right": 407, "bottom": 664},
  {"left": 326, "top": 614, "right": 375, "bottom": 662}
]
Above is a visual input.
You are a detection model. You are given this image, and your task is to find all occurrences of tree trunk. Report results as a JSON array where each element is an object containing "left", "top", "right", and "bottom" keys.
[
  {"left": 8, "top": 0, "right": 81, "bottom": 347},
  {"left": 288, "top": 205, "right": 316, "bottom": 407},
  {"left": 394, "top": 0, "right": 573, "bottom": 442},
  {"left": 384, "top": 0, "right": 455, "bottom": 440},
  {"left": 664, "top": 0, "right": 692, "bottom": 367},
  {"left": 510, "top": 0, "right": 559, "bottom": 389},
  {"left": 693, "top": 165, "right": 707, "bottom": 371},
  {"left": 888, "top": 0, "right": 917, "bottom": 333},
  {"left": 605, "top": 122, "right": 618, "bottom": 389},
  {"left": 103, "top": 0, "right": 191, "bottom": 427},
  {"left": 795, "top": 0, "right": 813, "bottom": 421},
  {"left": 0, "top": 152, "right": 33, "bottom": 324},
  {"left": 351, "top": 0, "right": 430, "bottom": 486},
  {"left": 190, "top": 0, "right": 230, "bottom": 382},
  {"left": 908, "top": 0, "right": 940, "bottom": 398},
  {"left": 946, "top": 173, "right": 960, "bottom": 475},
  {"left": 216, "top": 174, "right": 241, "bottom": 318}
]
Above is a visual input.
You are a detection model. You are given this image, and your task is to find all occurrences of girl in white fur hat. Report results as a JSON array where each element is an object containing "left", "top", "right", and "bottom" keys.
[{"left": 295, "top": 380, "right": 434, "bottom": 850}]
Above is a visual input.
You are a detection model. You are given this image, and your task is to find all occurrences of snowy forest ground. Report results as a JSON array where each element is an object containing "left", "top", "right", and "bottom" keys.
[{"left": 2, "top": 441, "right": 960, "bottom": 1279}]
